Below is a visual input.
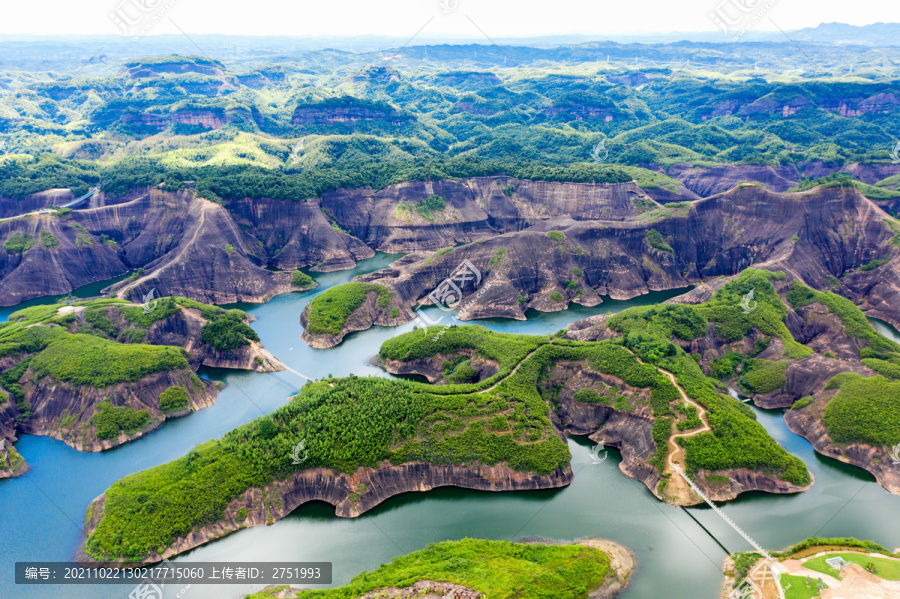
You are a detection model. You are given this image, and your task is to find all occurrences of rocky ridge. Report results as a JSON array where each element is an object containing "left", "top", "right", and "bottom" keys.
[
  {"left": 566, "top": 270, "right": 900, "bottom": 494},
  {"left": 0, "top": 299, "right": 283, "bottom": 474},
  {"left": 6, "top": 368, "right": 218, "bottom": 453},
  {"left": 3, "top": 174, "right": 897, "bottom": 316},
  {"left": 310, "top": 183, "right": 900, "bottom": 345},
  {"left": 79, "top": 461, "right": 573, "bottom": 566},
  {"left": 785, "top": 404, "right": 900, "bottom": 494},
  {"left": 375, "top": 341, "right": 807, "bottom": 505}
]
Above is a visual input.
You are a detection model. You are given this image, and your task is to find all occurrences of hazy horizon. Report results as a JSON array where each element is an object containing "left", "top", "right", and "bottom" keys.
[{"left": 0, "top": 0, "right": 894, "bottom": 39}]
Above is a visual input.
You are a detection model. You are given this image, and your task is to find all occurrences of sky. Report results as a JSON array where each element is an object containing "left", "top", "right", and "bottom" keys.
[{"left": 0, "top": 0, "right": 893, "bottom": 38}]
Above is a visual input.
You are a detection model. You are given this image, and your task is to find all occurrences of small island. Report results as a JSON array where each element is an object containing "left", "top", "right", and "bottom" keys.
[
  {"left": 300, "top": 282, "right": 407, "bottom": 348},
  {"left": 246, "top": 538, "right": 634, "bottom": 599},
  {"left": 0, "top": 296, "right": 283, "bottom": 476}
]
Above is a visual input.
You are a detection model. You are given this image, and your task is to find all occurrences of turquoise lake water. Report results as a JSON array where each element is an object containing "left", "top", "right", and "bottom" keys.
[{"left": 2, "top": 254, "right": 899, "bottom": 599}]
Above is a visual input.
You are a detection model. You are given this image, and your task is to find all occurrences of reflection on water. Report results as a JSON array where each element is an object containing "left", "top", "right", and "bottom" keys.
[
  {"left": 870, "top": 317, "right": 900, "bottom": 345},
  {"left": 2, "top": 257, "right": 900, "bottom": 599}
]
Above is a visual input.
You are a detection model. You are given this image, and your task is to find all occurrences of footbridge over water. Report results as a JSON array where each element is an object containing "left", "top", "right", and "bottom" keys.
[{"left": 674, "top": 466, "right": 785, "bottom": 599}]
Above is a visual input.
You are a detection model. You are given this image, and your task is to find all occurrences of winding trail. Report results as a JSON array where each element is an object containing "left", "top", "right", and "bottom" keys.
[
  {"left": 471, "top": 343, "right": 711, "bottom": 503},
  {"left": 656, "top": 367, "right": 710, "bottom": 505},
  {"left": 661, "top": 369, "right": 710, "bottom": 471},
  {"left": 478, "top": 345, "right": 544, "bottom": 394},
  {"left": 117, "top": 200, "right": 210, "bottom": 299},
  {"left": 0, "top": 188, "right": 99, "bottom": 223},
  {"left": 472, "top": 344, "right": 712, "bottom": 502}
]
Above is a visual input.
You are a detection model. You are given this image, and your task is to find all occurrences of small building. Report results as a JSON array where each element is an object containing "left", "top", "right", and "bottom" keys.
[
  {"left": 183, "top": 181, "right": 196, "bottom": 190},
  {"left": 825, "top": 556, "right": 849, "bottom": 571}
]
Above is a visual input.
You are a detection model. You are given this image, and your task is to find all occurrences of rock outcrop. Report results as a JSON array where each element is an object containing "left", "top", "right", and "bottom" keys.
[
  {"left": 320, "top": 177, "right": 654, "bottom": 252},
  {"left": 228, "top": 197, "right": 374, "bottom": 272},
  {"left": 79, "top": 461, "right": 573, "bottom": 566},
  {"left": 0, "top": 439, "right": 27, "bottom": 479},
  {"left": 666, "top": 163, "right": 802, "bottom": 196},
  {"left": 5, "top": 368, "right": 217, "bottom": 452},
  {"left": 0, "top": 299, "right": 282, "bottom": 467},
  {"left": 320, "top": 184, "right": 900, "bottom": 344},
  {"left": 300, "top": 290, "right": 410, "bottom": 348},
  {"left": 147, "top": 308, "right": 284, "bottom": 372},
  {"left": 3, "top": 177, "right": 898, "bottom": 320},
  {"left": 103, "top": 192, "right": 293, "bottom": 305},
  {"left": 0, "top": 209, "right": 131, "bottom": 306},
  {"left": 786, "top": 399, "right": 900, "bottom": 494},
  {"left": 373, "top": 351, "right": 499, "bottom": 384},
  {"left": 0, "top": 190, "right": 293, "bottom": 306},
  {"left": 695, "top": 467, "right": 814, "bottom": 502}
]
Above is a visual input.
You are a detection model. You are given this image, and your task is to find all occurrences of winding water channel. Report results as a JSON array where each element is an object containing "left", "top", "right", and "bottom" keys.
[{"left": 2, "top": 253, "right": 899, "bottom": 599}]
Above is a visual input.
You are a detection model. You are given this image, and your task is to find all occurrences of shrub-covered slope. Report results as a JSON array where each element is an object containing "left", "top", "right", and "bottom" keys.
[{"left": 0, "top": 296, "right": 281, "bottom": 475}]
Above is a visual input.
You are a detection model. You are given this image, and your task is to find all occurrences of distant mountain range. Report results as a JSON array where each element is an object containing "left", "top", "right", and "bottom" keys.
[
  {"left": 1, "top": 22, "right": 899, "bottom": 56},
  {"left": 784, "top": 22, "right": 900, "bottom": 46}
]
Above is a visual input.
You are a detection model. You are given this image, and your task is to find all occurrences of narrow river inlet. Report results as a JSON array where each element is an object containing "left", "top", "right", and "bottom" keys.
[{"left": 2, "top": 253, "right": 899, "bottom": 599}]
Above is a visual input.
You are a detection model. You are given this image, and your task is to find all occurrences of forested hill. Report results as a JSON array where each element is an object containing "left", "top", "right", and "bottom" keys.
[{"left": 2, "top": 43, "right": 900, "bottom": 206}]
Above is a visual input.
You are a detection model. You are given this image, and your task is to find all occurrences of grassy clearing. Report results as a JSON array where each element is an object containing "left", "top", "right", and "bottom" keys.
[
  {"left": 93, "top": 401, "right": 152, "bottom": 440},
  {"left": 774, "top": 537, "right": 894, "bottom": 559},
  {"left": 397, "top": 194, "right": 447, "bottom": 221},
  {"left": 645, "top": 229, "right": 673, "bottom": 253},
  {"left": 802, "top": 553, "right": 900, "bottom": 581},
  {"left": 39, "top": 231, "right": 59, "bottom": 248},
  {"left": 740, "top": 360, "right": 788, "bottom": 394},
  {"left": 200, "top": 311, "right": 260, "bottom": 351},
  {"left": 781, "top": 574, "right": 827, "bottom": 599},
  {"left": 3, "top": 231, "right": 36, "bottom": 253},
  {"left": 159, "top": 386, "right": 190, "bottom": 413}
]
